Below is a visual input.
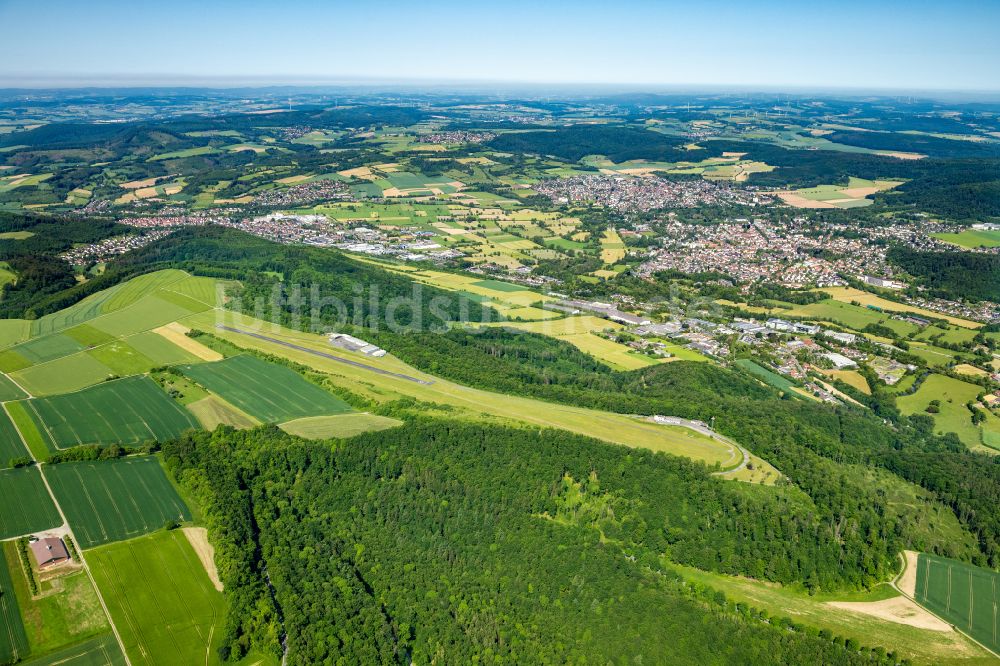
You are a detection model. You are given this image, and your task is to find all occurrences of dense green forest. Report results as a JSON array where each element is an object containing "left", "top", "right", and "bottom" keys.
[
  {"left": 0, "top": 211, "right": 123, "bottom": 317},
  {"left": 488, "top": 125, "right": 697, "bottom": 162},
  {"left": 888, "top": 246, "right": 1000, "bottom": 302},
  {"left": 369, "top": 327, "right": 1000, "bottom": 567},
  {"left": 163, "top": 422, "right": 904, "bottom": 665}
]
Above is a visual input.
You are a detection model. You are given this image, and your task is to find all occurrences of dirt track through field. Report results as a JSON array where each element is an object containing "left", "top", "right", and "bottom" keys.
[
  {"left": 898, "top": 550, "right": 919, "bottom": 597},
  {"left": 183, "top": 527, "right": 222, "bottom": 592},
  {"left": 826, "top": 596, "right": 952, "bottom": 632}
]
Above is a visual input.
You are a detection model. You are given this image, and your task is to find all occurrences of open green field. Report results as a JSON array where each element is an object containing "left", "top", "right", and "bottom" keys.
[
  {"left": 88, "top": 530, "right": 226, "bottom": 666},
  {"left": 178, "top": 354, "right": 351, "bottom": 423},
  {"left": 0, "top": 408, "right": 28, "bottom": 467},
  {"left": 6, "top": 334, "right": 85, "bottom": 366},
  {"left": 0, "top": 467, "right": 61, "bottom": 539},
  {"left": 9, "top": 354, "right": 115, "bottom": 396},
  {"left": 147, "top": 146, "right": 217, "bottom": 161},
  {"left": 278, "top": 413, "right": 402, "bottom": 439},
  {"left": 28, "top": 270, "right": 195, "bottom": 338},
  {"left": 932, "top": 229, "right": 1000, "bottom": 249},
  {"left": 22, "top": 376, "right": 200, "bottom": 452},
  {"left": 734, "top": 359, "right": 798, "bottom": 393},
  {"left": 179, "top": 310, "right": 742, "bottom": 468},
  {"left": 46, "top": 456, "right": 191, "bottom": 548},
  {"left": 814, "top": 287, "right": 981, "bottom": 330},
  {"left": 21, "top": 633, "right": 127, "bottom": 666},
  {"left": 898, "top": 374, "right": 986, "bottom": 448},
  {"left": 0, "top": 544, "right": 29, "bottom": 663},
  {"left": 788, "top": 299, "right": 907, "bottom": 332},
  {"left": 186, "top": 394, "right": 259, "bottom": 430},
  {"left": 5, "top": 402, "right": 48, "bottom": 460},
  {"left": 3, "top": 541, "right": 109, "bottom": 658},
  {"left": 124, "top": 331, "right": 200, "bottom": 366},
  {"left": 915, "top": 553, "right": 1000, "bottom": 653}
]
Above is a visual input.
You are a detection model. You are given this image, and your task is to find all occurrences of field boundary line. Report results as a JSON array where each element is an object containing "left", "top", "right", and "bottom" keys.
[
  {"left": 2, "top": 373, "right": 32, "bottom": 399},
  {"left": 2, "top": 402, "right": 33, "bottom": 460},
  {"left": 36, "top": 464, "right": 133, "bottom": 666}
]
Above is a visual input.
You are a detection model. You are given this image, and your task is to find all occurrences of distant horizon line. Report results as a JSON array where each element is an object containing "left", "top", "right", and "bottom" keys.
[{"left": 1, "top": 74, "right": 999, "bottom": 99}]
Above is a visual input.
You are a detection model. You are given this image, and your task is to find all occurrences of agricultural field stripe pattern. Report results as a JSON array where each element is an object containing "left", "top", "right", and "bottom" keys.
[
  {"left": 20, "top": 632, "right": 127, "bottom": 666},
  {"left": 0, "top": 544, "right": 29, "bottom": 663},
  {"left": 45, "top": 457, "right": 192, "bottom": 549},
  {"left": 914, "top": 553, "right": 1000, "bottom": 653},
  {"left": 0, "top": 466, "right": 62, "bottom": 540},
  {"left": 87, "top": 530, "right": 225, "bottom": 666},
  {"left": 178, "top": 352, "right": 353, "bottom": 423},
  {"left": 0, "top": 407, "right": 29, "bottom": 468},
  {"left": 23, "top": 375, "right": 199, "bottom": 451}
]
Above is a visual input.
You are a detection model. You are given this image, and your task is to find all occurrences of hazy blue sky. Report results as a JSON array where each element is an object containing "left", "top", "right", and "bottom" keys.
[{"left": 2, "top": 0, "right": 998, "bottom": 91}]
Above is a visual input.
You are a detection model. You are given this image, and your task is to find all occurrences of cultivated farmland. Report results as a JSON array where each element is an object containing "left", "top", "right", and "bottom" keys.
[
  {"left": 2, "top": 541, "right": 109, "bottom": 658},
  {"left": 20, "top": 633, "right": 127, "bottom": 666},
  {"left": 88, "top": 530, "right": 227, "bottom": 666},
  {"left": 0, "top": 545, "right": 29, "bottom": 664},
  {"left": 182, "top": 310, "right": 743, "bottom": 468},
  {"left": 177, "top": 354, "right": 351, "bottom": 423},
  {"left": 21, "top": 376, "right": 199, "bottom": 452},
  {"left": 0, "top": 467, "right": 61, "bottom": 539},
  {"left": 914, "top": 553, "right": 1000, "bottom": 653},
  {"left": 45, "top": 456, "right": 190, "bottom": 548},
  {"left": 278, "top": 413, "right": 402, "bottom": 439}
]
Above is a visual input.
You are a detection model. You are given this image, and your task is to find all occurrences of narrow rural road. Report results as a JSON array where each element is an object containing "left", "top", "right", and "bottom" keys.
[{"left": 648, "top": 416, "right": 751, "bottom": 475}]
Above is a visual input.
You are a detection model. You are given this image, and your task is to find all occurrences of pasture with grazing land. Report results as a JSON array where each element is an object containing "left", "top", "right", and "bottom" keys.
[
  {"left": 88, "top": 530, "right": 227, "bottom": 666},
  {"left": 177, "top": 354, "right": 352, "bottom": 423},
  {"left": 0, "top": 467, "right": 61, "bottom": 539},
  {"left": 21, "top": 376, "right": 199, "bottom": 452},
  {"left": 897, "top": 374, "right": 990, "bottom": 449},
  {"left": 45, "top": 456, "right": 191, "bottom": 548}
]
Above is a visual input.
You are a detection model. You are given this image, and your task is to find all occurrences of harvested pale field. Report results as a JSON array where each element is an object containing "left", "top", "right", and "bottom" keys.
[
  {"left": 183, "top": 527, "right": 222, "bottom": 591},
  {"left": 134, "top": 186, "right": 159, "bottom": 199},
  {"left": 777, "top": 192, "right": 837, "bottom": 208},
  {"left": 121, "top": 176, "right": 161, "bottom": 189},
  {"left": 877, "top": 151, "right": 926, "bottom": 160},
  {"left": 953, "top": 363, "right": 988, "bottom": 377},
  {"left": 162, "top": 184, "right": 183, "bottom": 195},
  {"left": 722, "top": 151, "right": 747, "bottom": 157},
  {"left": 338, "top": 166, "right": 375, "bottom": 180},
  {"left": 187, "top": 394, "right": 259, "bottom": 430},
  {"left": 432, "top": 223, "right": 473, "bottom": 235},
  {"left": 277, "top": 174, "right": 310, "bottom": 184},
  {"left": 826, "top": 597, "right": 951, "bottom": 632},
  {"left": 898, "top": 550, "right": 919, "bottom": 597},
  {"left": 153, "top": 322, "right": 223, "bottom": 361}
]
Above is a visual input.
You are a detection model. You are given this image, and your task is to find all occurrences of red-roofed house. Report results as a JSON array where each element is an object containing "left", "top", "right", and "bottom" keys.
[{"left": 30, "top": 537, "right": 69, "bottom": 568}]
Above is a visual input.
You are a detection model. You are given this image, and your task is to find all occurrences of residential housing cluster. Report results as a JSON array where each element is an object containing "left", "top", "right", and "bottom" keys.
[{"left": 535, "top": 175, "right": 770, "bottom": 212}]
